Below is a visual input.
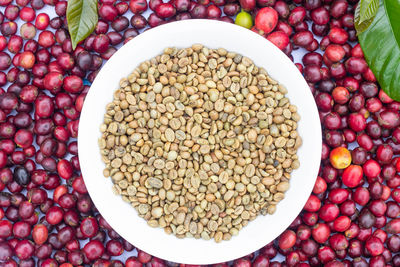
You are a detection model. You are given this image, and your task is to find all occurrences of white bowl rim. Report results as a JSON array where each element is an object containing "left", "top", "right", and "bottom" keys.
[{"left": 78, "top": 19, "right": 322, "bottom": 265}]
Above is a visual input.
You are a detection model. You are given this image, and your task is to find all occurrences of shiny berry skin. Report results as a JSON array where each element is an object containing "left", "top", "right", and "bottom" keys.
[
  {"left": 56, "top": 53, "right": 74, "bottom": 70},
  {"left": 0, "top": 220, "right": 13, "bottom": 238},
  {"left": 311, "top": 7, "right": 329, "bottom": 25},
  {"left": 130, "top": 14, "right": 148, "bottom": 29},
  {"left": 20, "top": 7, "right": 35, "bottom": 22},
  {"left": 366, "top": 236, "right": 384, "bottom": 256},
  {"left": 312, "top": 223, "right": 330, "bottom": 243},
  {"left": 4, "top": 5, "right": 19, "bottom": 21},
  {"left": 106, "top": 240, "right": 124, "bottom": 256},
  {"left": 45, "top": 206, "right": 64, "bottom": 225},
  {"left": 376, "top": 144, "right": 393, "bottom": 164},
  {"left": 38, "top": 31, "right": 55, "bottom": 48},
  {"left": 252, "top": 255, "right": 269, "bottom": 267},
  {"left": 93, "top": 34, "right": 110, "bottom": 54},
  {"left": 35, "top": 95, "right": 54, "bottom": 118},
  {"left": 57, "top": 159, "right": 73, "bottom": 180},
  {"left": 328, "top": 27, "right": 348, "bottom": 44},
  {"left": 304, "top": 195, "right": 321, "bottom": 212},
  {"left": 328, "top": 188, "right": 349, "bottom": 204},
  {"left": 332, "top": 86, "right": 349, "bottom": 104},
  {"left": 313, "top": 176, "right": 327, "bottom": 195},
  {"left": 357, "top": 133, "right": 374, "bottom": 151},
  {"left": 278, "top": 230, "right": 296, "bottom": 250},
  {"left": 43, "top": 72, "right": 64, "bottom": 94},
  {"left": 316, "top": 92, "right": 333, "bottom": 112},
  {"left": 80, "top": 217, "right": 99, "bottom": 238},
  {"left": 345, "top": 57, "right": 368, "bottom": 75},
  {"left": 333, "top": 215, "right": 351, "bottom": 232},
  {"left": 239, "top": 0, "right": 256, "bottom": 11},
  {"left": 1, "top": 21, "right": 18, "bottom": 37},
  {"left": 63, "top": 75, "right": 83, "bottom": 93},
  {"left": 13, "top": 166, "right": 30, "bottom": 187},
  {"left": 329, "top": 147, "right": 351, "bottom": 169},
  {"left": 18, "top": 200, "right": 34, "bottom": 219},
  {"left": 15, "top": 240, "right": 35, "bottom": 260},
  {"left": 0, "top": 52, "right": 12, "bottom": 70},
  {"left": 329, "top": 233, "right": 348, "bottom": 251},
  {"left": 255, "top": 7, "right": 278, "bottom": 34},
  {"left": 363, "top": 159, "right": 381, "bottom": 179},
  {"left": 155, "top": 3, "right": 176, "bottom": 18},
  {"left": 14, "top": 129, "right": 33, "bottom": 149},
  {"left": 0, "top": 37, "right": 6, "bottom": 52},
  {"left": 378, "top": 109, "right": 400, "bottom": 129},
  {"left": 267, "top": 31, "right": 289, "bottom": 50},
  {"left": 99, "top": 4, "right": 118, "bottom": 21},
  {"left": 348, "top": 113, "right": 366, "bottom": 131},
  {"left": 353, "top": 187, "right": 370, "bottom": 207},
  {"left": 288, "top": 6, "right": 306, "bottom": 26},
  {"left": 83, "top": 240, "right": 105, "bottom": 261},
  {"left": 0, "top": 241, "right": 13, "bottom": 262},
  {"left": 386, "top": 218, "right": 400, "bottom": 234},
  {"left": 206, "top": 4, "right": 222, "bottom": 18},
  {"left": 319, "top": 203, "right": 339, "bottom": 222},
  {"left": 129, "top": 0, "right": 148, "bottom": 14}
]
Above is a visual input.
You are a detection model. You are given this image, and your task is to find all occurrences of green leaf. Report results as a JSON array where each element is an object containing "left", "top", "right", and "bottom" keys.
[
  {"left": 354, "top": 0, "right": 377, "bottom": 34},
  {"left": 355, "top": 17, "right": 375, "bottom": 34},
  {"left": 67, "top": 0, "right": 98, "bottom": 50},
  {"left": 358, "top": 0, "right": 378, "bottom": 24},
  {"left": 358, "top": 0, "right": 400, "bottom": 101}
]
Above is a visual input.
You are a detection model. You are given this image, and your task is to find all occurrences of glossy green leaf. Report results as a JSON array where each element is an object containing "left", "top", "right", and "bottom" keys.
[
  {"left": 358, "top": 0, "right": 378, "bottom": 24},
  {"left": 354, "top": 0, "right": 378, "bottom": 34},
  {"left": 358, "top": 0, "right": 400, "bottom": 101},
  {"left": 67, "top": 0, "right": 98, "bottom": 49}
]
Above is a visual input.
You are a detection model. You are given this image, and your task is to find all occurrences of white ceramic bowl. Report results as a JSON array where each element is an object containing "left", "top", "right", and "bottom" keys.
[{"left": 78, "top": 19, "right": 321, "bottom": 265}]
